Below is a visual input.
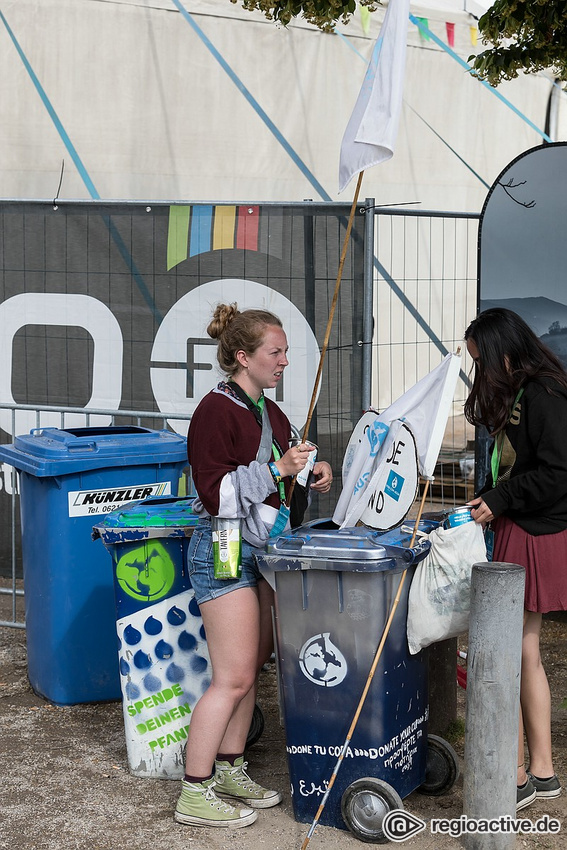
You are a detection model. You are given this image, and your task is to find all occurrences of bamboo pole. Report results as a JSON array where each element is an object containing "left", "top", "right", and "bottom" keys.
[
  {"left": 300, "top": 478, "right": 431, "bottom": 849},
  {"left": 286, "top": 170, "right": 364, "bottom": 508}
]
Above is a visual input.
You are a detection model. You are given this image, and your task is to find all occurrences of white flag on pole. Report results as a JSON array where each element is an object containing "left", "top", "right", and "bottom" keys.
[
  {"left": 380, "top": 352, "right": 462, "bottom": 479},
  {"left": 338, "top": 0, "right": 411, "bottom": 193},
  {"left": 333, "top": 352, "right": 462, "bottom": 527}
]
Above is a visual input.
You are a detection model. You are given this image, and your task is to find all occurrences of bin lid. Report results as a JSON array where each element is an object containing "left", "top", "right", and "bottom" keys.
[
  {"left": 258, "top": 523, "right": 430, "bottom": 573},
  {"left": 0, "top": 426, "right": 187, "bottom": 476},
  {"left": 93, "top": 495, "right": 198, "bottom": 543},
  {"left": 301, "top": 517, "right": 438, "bottom": 545}
]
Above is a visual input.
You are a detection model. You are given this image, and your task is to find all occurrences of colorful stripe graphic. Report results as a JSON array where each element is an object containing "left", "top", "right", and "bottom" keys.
[
  {"left": 236, "top": 205, "right": 259, "bottom": 251},
  {"left": 167, "top": 205, "right": 263, "bottom": 269},
  {"left": 213, "top": 206, "right": 237, "bottom": 251},
  {"left": 167, "top": 205, "right": 191, "bottom": 270},
  {"left": 190, "top": 205, "right": 213, "bottom": 258}
]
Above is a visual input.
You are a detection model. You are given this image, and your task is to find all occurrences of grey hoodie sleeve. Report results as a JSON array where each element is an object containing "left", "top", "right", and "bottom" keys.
[{"left": 218, "top": 462, "right": 277, "bottom": 517}]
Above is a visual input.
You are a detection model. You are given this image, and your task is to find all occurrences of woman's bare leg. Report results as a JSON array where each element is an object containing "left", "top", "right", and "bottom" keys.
[
  {"left": 184, "top": 586, "right": 261, "bottom": 777},
  {"left": 518, "top": 611, "right": 554, "bottom": 783}
]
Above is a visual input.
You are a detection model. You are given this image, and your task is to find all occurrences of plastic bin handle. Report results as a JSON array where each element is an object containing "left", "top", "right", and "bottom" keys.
[
  {"left": 67, "top": 440, "right": 97, "bottom": 453},
  {"left": 270, "top": 536, "right": 307, "bottom": 552},
  {"left": 380, "top": 539, "right": 430, "bottom": 566},
  {"left": 28, "top": 429, "right": 98, "bottom": 452}
]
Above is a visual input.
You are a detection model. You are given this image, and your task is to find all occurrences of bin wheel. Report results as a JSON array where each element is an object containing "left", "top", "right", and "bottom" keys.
[
  {"left": 245, "top": 703, "right": 265, "bottom": 749},
  {"left": 341, "top": 777, "right": 403, "bottom": 843},
  {"left": 418, "top": 734, "right": 459, "bottom": 796}
]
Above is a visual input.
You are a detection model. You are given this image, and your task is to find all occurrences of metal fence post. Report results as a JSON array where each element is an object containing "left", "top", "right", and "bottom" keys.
[
  {"left": 463, "top": 561, "right": 525, "bottom": 849},
  {"left": 361, "top": 197, "right": 375, "bottom": 413}
]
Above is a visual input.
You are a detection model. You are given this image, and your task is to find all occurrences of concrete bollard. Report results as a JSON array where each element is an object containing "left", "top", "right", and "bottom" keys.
[{"left": 462, "top": 561, "right": 525, "bottom": 850}]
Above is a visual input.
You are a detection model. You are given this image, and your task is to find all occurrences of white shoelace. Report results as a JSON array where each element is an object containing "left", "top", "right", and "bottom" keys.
[
  {"left": 224, "top": 761, "right": 262, "bottom": 792},
  {"left": 205, "top": 781, "right": 237, "bottom": 812}
]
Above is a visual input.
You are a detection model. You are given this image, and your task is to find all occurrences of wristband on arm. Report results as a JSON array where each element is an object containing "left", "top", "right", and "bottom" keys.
[{"left": 268, "top": 461, "right": 282, "bottom": 484}]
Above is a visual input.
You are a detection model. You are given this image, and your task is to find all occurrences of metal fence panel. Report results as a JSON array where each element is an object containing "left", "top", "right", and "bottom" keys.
[
  {"left": 0, "top": 200, "right": 366, "bottom": 624},
  {"left": 0, "top": 201, "right": 479, "bottom": 627},
  {"left": 372, "top": 208, "right": 479, "bottom": 508}
]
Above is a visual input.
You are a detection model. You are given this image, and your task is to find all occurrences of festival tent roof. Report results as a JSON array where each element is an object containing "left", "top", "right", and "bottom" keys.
[{"left": 0, "top": 0, "right": 563, "bottom": 209}]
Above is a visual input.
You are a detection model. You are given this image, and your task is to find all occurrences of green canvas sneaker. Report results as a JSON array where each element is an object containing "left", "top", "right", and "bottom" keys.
[
  {"left": 174, "top": 776, "right": 258, "bottom": 828},
  {"left": 215, "top": 757, "right": 282, "bottom": 809}
]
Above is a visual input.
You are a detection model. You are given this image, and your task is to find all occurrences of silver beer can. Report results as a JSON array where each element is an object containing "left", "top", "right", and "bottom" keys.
[{"left": 443, "top": 507, "right": 474, "bottom": 529}]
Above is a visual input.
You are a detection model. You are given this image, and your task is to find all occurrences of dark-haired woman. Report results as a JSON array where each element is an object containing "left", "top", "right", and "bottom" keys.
[
  {"left": 174, "top": 303, "right": 333, "bottom": 829},
  {"left": 464, "top": 307, "right": 566, "bottom": 811}
]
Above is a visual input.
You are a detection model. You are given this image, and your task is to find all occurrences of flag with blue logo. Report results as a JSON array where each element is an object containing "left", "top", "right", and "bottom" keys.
[{"left": 333, "top": 352, "right": 461, "bottom": 528}]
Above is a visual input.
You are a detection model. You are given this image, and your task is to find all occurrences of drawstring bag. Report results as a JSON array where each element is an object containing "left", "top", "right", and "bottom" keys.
[
  {"left": 290, "top": 483, "right": 309, "bottom": 528},
  {"left": 227, "top": 379, "right": 310, "bottom": 528},
  {"left": 406, "top": 520, "right": 487, "bottom": 655}
]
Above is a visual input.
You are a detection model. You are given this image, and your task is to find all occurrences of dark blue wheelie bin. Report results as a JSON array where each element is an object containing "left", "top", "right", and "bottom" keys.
[{"left": 257, "top": 519, "right": 457, "bottom": 841}]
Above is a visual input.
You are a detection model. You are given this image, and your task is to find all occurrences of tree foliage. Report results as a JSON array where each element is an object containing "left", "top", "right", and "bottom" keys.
[
  {"left": 230, "top": 0, "right": 378, "bottom": 32},
  {"left": 229, "top": 0, "right": 567, "bottom": 87},
  {"left": 471, "top": 0, "right": 567, "bottom": 86}
]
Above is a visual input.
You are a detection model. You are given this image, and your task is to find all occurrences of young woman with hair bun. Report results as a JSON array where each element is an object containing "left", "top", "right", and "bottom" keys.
[{"left": 174, "top": 303, "right": 332, "bottom": 828}]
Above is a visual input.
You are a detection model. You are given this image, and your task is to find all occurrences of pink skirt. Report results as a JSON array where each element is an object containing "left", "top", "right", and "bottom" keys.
[{"left": 493, "top": 515, "right": 567, "bottom": 613}]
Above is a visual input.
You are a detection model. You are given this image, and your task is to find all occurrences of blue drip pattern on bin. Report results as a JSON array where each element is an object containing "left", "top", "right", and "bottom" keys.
[
  {"left": 94, "top": 495, "right": 209, "bottom": 779},
  {"left": 117, "top": 590, "right": 210, "bottom": 708}
]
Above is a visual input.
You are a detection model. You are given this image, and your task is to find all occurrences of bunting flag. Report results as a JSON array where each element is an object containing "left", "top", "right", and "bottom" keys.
[
  {"left": 417, "top": 16, "right": 430, "bottom": 40},
  {"left": 360, "top": 5, "right": 371, "bottom": 34},
  {"left": 470, "top": 25, "right": 478, "bottom": 46},
  {"left": 445, "top": 22, "right": 455, "bottom": 48},
  {"left": 333, "top": 352, "right": 462, "bottom": 528},
  {"left": 166, "top": 204, "right": 263, "bottom": 269},
  {"left": 339, "top": 0, "right": 411, "bottom": 193}
]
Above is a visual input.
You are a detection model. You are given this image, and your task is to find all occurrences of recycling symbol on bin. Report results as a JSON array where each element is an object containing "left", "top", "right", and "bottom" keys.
[
  {"left": 299, "top": 633, "right": 348, "bottom": 687},
  {"left": 115, "top": 541, "right": 176, "bottom": 602}
]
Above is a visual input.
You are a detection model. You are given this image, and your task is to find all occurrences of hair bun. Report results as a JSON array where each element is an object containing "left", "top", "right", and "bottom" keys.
[{"left": 207, "top": 302, "right": 239, "bottom": 340}]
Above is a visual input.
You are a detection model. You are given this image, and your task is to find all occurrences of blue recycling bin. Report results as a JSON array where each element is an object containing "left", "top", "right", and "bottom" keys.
[
  {"left": 256, "top": 520, "right": 433, "bottom": 835},
  {"left": 93, "top": 495, "right": 206, "bottom": 779},
  {"left": 0, "top": 426, "right": 188, "bottom": 705}
]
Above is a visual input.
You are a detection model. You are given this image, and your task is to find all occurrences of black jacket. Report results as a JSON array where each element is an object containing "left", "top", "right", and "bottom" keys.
[{"left": 482, "top": 377, "right": 567, "bottom": 535}]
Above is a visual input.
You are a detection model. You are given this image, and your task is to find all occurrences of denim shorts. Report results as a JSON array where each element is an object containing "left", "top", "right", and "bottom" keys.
[{"left": 187, "top": 519, "right": 264, "bottom": 605}]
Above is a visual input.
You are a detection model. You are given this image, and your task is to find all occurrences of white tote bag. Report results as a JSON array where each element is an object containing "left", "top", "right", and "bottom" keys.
[{"left": 407, "top": 521, "right": 487, "bottom": 655}]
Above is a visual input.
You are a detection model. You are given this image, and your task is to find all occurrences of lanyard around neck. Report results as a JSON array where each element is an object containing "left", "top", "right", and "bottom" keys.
[{"left": 229, "top": 381, "right": 286, "bottom": 501}]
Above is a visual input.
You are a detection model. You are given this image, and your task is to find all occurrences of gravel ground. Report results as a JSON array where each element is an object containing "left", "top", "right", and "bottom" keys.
[{"left": 1, "top": 592, "right": 567, "bottom": 850}]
